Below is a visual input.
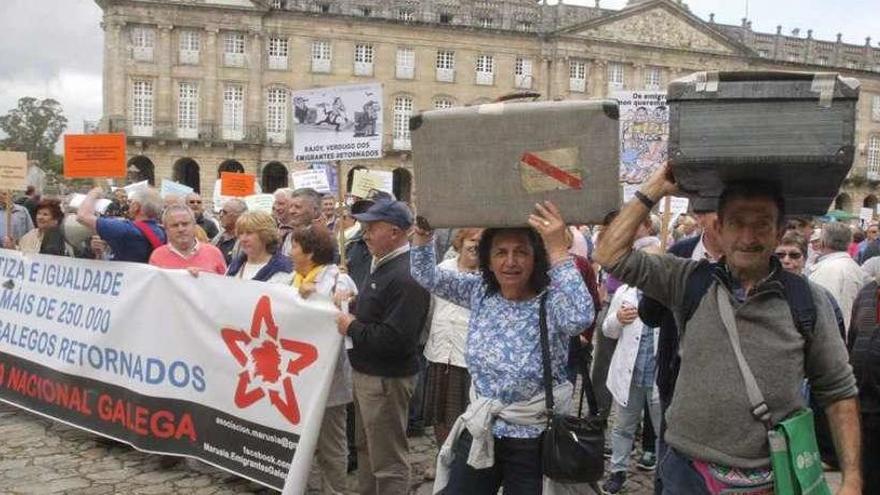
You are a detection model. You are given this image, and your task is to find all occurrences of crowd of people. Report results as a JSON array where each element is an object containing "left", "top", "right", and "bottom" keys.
[{"left": 1, "top": 170, "right": 878, "bottom": 495}]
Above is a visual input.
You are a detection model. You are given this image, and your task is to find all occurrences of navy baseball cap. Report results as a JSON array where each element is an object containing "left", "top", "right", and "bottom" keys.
[
  {"left": 350, "top": 190, "right": 394, "bottom": 215},
  {"left": 352, "top": 199, "right": 413, "bottom": 229}
]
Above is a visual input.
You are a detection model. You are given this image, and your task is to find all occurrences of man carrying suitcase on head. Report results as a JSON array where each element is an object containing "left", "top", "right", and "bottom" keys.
[{"left": 594, "top": 165, "right": 862, "bottom": 495}]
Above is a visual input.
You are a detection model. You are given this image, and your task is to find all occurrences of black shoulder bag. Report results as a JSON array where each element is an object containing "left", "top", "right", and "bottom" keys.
[{"left": 538, "top": 292, "right": 606, "bottom": 483}]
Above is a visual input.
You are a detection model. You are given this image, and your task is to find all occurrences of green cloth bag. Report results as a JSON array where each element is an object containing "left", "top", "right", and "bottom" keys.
[{"left": 768, "top": 408, "right": 831, "bottom": 495}]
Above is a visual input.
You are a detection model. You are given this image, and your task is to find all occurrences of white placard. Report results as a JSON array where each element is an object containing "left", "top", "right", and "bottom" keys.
[
  {"left": 292, "top": 83, "right": 383, "bottom": 163},
  {"left": 123, "top": 180, "right": 149, "bottom": 199},
  {"left": 244, "top": 194, "right": 275, "bottom": 213},
  {"left": 160, "top": 179, "right": 194, "bottom": 198},
  {"left": 290, "top": 169, "right": 331, "bottom": 194},
  {"left": 860, "top": 207, "right": 874, "bottom": 226}
]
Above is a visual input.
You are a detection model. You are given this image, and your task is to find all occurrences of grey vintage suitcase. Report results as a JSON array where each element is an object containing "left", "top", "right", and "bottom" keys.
[
  {"left": 410, "top": 100, "right": 620, "bottom": 228},
  {"left": 668, "top": 71, "right": 859, "bottom": 215}
]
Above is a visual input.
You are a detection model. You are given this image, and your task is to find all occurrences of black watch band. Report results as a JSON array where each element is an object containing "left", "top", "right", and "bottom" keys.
[{"left": 634, "top": 190, "right": 657, "bottom": 210}]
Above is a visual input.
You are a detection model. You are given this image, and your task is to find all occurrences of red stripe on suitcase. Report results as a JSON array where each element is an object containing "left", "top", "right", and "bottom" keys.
[{"left": 520, "top": 152, "right": 583, "bottom": 190}]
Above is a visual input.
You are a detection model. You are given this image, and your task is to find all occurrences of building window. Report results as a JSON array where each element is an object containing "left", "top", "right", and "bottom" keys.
[
  {"left": 816, "top": 55, "right": 829, "bottom": 66},
  {"left": 354, "top": 43, "right": 374, "bottom": 76},
  {"left": 396, "top": 47, "right": 415, "bottom": 80},
  {"left": 569, "top": 59, "right": 587, "bottom": 93},
  {"left": 517, "top": 20, "right": 533, "bottom": 32},
  {"left": 478, "top": 17, "right": 494, "bottom": 29},
  {"left": 847, "top": 60, "right": 859, "bottom": 70},
  {"left": 223, "top": 32, "right": 246, "bottom": 67},
  {"left": 872, "top": 96, "right": 880, "bottom": 122},
  {"left": 398, "top": 9, "right": 414, "bottom": 22},
  {"left": 222, "top": 84, "right": 244, "bottom": 141},
  {"left": 433, "top": 98, "right": 454, "bottom": 110},
  {"left": 311, "top": 40, "right": 332, "bottom": 73},
  {"left": 266, "top": 88, "right": 288, "bottom": 144},
  {"left": 319, "top": 3, "right": 330, "bottom": 13},
  {"left": 267, "top": 37, "right": 289, "bottom": 70},
  {"left": 177, "top": 82, "right": 198, "bottom": 139},
  {"left": 758, "top": 49, "right": 770, "bottom": 58},
  {"left": 131, "top": 80, "right": 153, "bottom": 136},
  {"left": 393, "top": 96, "right": 413, "bottom": 150},
  {"left": 515, "top": 57, "right": 533, "bottom": 89},
  {"left": 357, "top": 6, "right": 372, "bottom": 17},
  {"left": 787, "top": 52, "right": 800, "bottom": 63},
  {"left": 644, "top": 66, "right": 662, "bottom": 90},
  {"left": 130, "top": 26, "right": 155, "bottom": 62},
  {"left": 271, "top": 0, "right": 284, "bottom": 8},
  {"left": 608, "top": 62, "right": 625, "bottom": 89},
  {"left": 439, "top": 13, "right": 452, "bottom": 24},
  {"left": 179, "top": 30, "right": 200, "bottom": 65},
  {"left": 436, "top": 50, "right": 455, "bottom": 83},
  {"left": 868, "top": 136, "right": 880, "bottom": 181},
  {"left": 475, "top": 54, "right": 494, "bottom": 86}
]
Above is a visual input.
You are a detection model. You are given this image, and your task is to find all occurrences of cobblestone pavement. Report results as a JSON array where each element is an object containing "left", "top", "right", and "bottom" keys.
[{"left": 0, "top": 401, "right": 840, "bottom": 494}]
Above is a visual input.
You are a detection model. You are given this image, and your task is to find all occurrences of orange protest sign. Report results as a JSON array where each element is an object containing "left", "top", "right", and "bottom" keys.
[
  {"left": 220, "top": 172, "right": 256, "bottom": 197},
  {"left": 64, "top": 134, "right": 127, "bottom": 178}
]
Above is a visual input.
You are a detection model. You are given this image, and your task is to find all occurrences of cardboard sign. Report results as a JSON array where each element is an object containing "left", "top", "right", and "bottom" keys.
[
  {"left": 63, "top": 133, "right": 127, "bottom": 178},
  {"left": 160, "top": 179, "right": 194, "bottom": 198},
  {"left": 290, "top": 169, "right": 331, "bottom": 194},
  {"left": 0, "top": 151, "right": 28, "bottom": 190},
  {"left": 244, "top": 194, "right": 275, "bottom": 213},
  {"left": 350, "top": 169, "right": 393, "bottom": 199},
  {"left": 220, "top": 172, "right": 256, "bottom": 197},
  {"left": 123, "top": 180, "right": 150, "bottom": 199},
  {"left": 860, "top": 207, "right": 874, "bottom": 226}
]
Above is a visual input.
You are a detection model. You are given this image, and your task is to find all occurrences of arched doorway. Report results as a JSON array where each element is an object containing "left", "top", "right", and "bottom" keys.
[
  {"left": 262, "top": 161, "right": 288, "bottom": 193},
  {"left": 173, "top": 157, "right": 201, "bottom": 193},
  {"left": 393, "top": 167, "right": 412, "bottom": 203},
  {"left": 835, "top": 193, "right": 853, "bottom": 212},
  {"left": 127, "top": 156, "right": 155, "bottom": 185},
  {"left": 218, "top": 159, "right": 245, "bottom": 178},
  {"left": 863, "top": 195, "right": 878, "bottom": 211},
  {"left": 346, "top": 165, "right": 368, "bottom": 194}
]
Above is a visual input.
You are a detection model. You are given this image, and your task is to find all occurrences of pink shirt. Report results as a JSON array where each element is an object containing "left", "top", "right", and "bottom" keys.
[{"left": 149, "top": 242, "right": 227, "bottom": 275}]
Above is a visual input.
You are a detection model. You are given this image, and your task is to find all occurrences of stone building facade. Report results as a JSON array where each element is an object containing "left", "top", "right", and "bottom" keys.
[{"left": 94, "top": 0, "right": 880, "bottom": 213}]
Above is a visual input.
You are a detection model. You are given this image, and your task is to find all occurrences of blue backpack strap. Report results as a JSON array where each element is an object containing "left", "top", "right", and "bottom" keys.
[{"left": 777, "top": 270, "right": 818, "bottom": 344}]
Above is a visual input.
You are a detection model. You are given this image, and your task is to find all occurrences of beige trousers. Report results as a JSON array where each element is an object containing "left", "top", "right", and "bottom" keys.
[
  {"left": 315, "top": 404, "right": 349, "bottom": 494},
  {"left": 352, "top": 371, "right": 416, "bottom": 495}
]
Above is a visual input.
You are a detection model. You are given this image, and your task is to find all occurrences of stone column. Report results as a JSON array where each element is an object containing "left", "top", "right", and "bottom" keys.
[
  {"left": 247, "top": 31, "right": 264, "bottom": 142},
  {"left": 157, "top": 25, "right": 174, "bottom": 130},
  {"left": 591, "top": 60, "right": 606, "bottom": 98},
  {"left": 103, "top": 20, "right": 127, "bottom": 125},
  {"left": 204, "top": 27, "right": 219, "bottom": 130}
]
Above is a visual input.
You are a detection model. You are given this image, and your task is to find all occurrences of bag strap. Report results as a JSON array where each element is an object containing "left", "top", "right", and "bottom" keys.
[
  {"left": 133, "top": 220, "right": 164, "bottom": 251},
  {"left": 538, "top": 292, "right": 555, "bottom": 416},
  {"left": 716, "top": 288, "right": 773, "bottom": 429},
  {"left": 578, "top": 350, "right": 600, "bottom": 417}
]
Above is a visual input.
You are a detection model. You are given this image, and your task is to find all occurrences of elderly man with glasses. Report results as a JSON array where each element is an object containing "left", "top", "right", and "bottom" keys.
[{"left": 211, "top": 198, "right": 248, "bottom": 265}]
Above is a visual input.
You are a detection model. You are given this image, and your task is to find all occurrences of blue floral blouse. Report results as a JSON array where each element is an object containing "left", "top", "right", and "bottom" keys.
[{"left": 411, "top": 244, "right": 594, "bottom": 438}]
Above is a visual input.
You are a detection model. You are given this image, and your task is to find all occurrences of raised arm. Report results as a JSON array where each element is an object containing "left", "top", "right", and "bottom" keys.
[
  {"left": 76, "top": 187, "right": 103, "bottom": 232},
  {"left": 410, "top": 233, "right": 481, "bottom": 309},
  {"left": 594, "top": 164, "right": 677, "bottom": 269}
]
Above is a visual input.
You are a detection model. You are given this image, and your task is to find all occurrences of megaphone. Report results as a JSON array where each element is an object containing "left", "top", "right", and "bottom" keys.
[{"left": 60, "top": 214, "right": 93, "bottom": 251}]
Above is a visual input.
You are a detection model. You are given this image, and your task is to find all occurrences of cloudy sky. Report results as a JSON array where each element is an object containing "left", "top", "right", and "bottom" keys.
[{"left": 0, "top": 0, "right": 874, "bottom": 139}]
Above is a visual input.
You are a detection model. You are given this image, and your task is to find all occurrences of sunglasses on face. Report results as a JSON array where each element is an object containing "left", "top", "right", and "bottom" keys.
[
  {"left": 188, "top": 200, "right": 202, "bottom": 204},
  {"left": 775, "top": 250, "right": 803, "bottom": 260}
]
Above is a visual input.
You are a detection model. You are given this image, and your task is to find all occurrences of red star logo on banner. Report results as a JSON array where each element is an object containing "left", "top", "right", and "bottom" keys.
[{"left": 221, "top": 295, "right": 318, "bottom": 425}]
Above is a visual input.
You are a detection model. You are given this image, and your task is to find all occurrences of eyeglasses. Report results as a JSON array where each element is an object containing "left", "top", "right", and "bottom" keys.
[
  {"left": 187, "top": 200, "right": 202, "bottom": 204},
  {"left": 775, "top": 250, "right": 803, "bottom": 260}
]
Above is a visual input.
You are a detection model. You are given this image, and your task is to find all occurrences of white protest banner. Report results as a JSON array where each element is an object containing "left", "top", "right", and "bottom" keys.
[
  {"left": 659, "top": 196, "right": 690, "bottom": 217},
  {"left": 309, "top": 163, "right": 338, "bottom": 195},
  {"left": 350, "top": 169, "right": 394, "bottom": 199},
  {"left": 613, "top": 91, "right": 668, "bottom": 184},
  {"left": 160, "top": 179, "right": 194, "bottom": 198},
  {"left": 290, "top": 169, "right": 331, "bottom": 194},
  {"left": 860, "top": 207, "right": 874, "bottom": 226},
  {"left": 0, "top": 151, "right": 28, "bottom": 191},
  {"left": 0, "top": 250, "right": 340, "bottom": 493},
  {"left": 292, "top": 83, "right": 383, "bottom": 162},
  {"left": 244, "top": 194, "right": 276, "bottom": 213}
]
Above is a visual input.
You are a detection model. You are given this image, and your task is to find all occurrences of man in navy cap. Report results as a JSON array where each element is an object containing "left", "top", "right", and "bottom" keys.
[{"left": 336, "top": 198, "right": 430, "bottom": 495}]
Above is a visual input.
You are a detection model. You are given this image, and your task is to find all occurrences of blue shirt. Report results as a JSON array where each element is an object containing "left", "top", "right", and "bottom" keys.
[
  {"left": 632, "top": 324, "right": 656, "bottom": 388},
  {"left": 96, "top": 217, "right": 166, "bottom": 263},
  {"left": 411, "top": 244, "right": 594, "bottom": 438}
]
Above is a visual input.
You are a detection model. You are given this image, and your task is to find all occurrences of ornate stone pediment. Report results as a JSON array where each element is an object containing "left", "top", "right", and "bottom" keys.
[{"left": 565, "top": 3, "right": 743, "bottom": 55}]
